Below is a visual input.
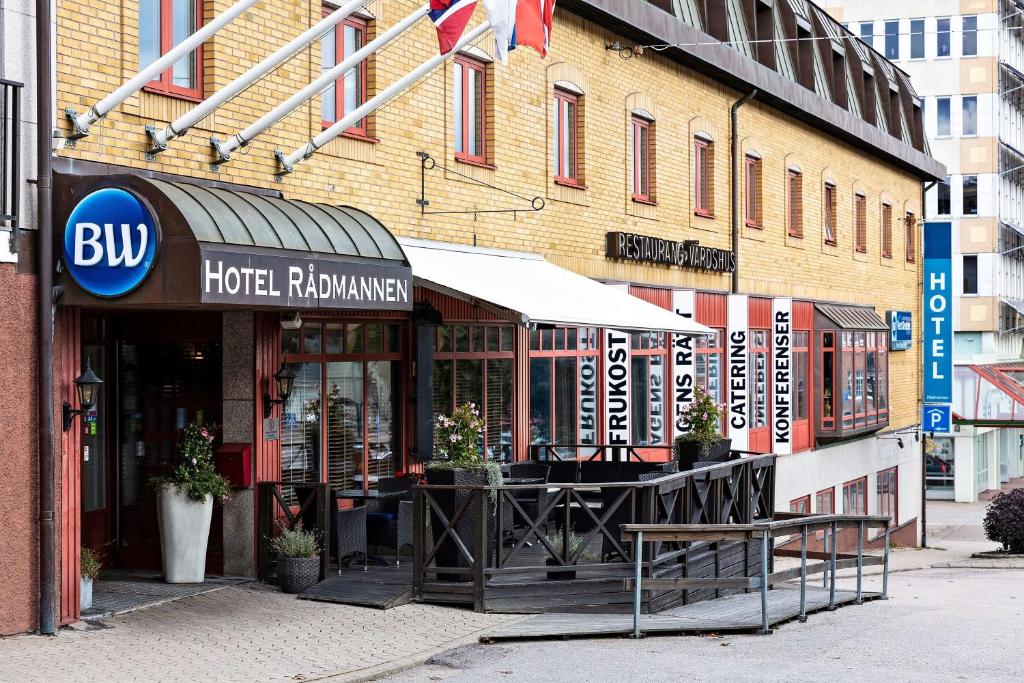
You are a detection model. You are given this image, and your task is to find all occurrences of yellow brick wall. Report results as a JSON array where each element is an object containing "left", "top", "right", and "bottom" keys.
[{"left": 55, "top": 1, "right": 925, "bottom": 430}]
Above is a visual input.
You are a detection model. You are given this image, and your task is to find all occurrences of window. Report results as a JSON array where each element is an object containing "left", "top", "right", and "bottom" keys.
[
  {"left": 694, "top": 138, "right": 713, "bottom": 216},
  {"left": 821, "top": 331, "right": 835, "bottom": 430},
  {"left": 910, "top": 19, "right": 925, "bottom": 58},
  {"left": 631, "top": 332, "right": 669, "bottom": 446},
  {"left": 936, "top": 97, "right": 951, "bottom": 137},
  {"left": 884, "top": 20, "right": 899, "bottom": 60},
  {"left": 745, "top": 155, "right": 761, "bottom": 227},
  {"left": 824, "top": 183, "right": 837, "bottom": 245},
  {"left": 963, "top": 175, "right": 978, "bottom": 215},
  {"left": 905, "top": 211, "right": 916, "bottom": 263},
  {"left": 454, "top": 55, "right": 487, "bottom": 164},
  {"left": 820, "top": 328, "right": 887, "bottom": 436},
  {"left": 815, "top": 487, "right": 835, "bottom": 514},
  {"left": 792, "top": 330, "right": 810, "bottom": 428},
  {"left": 696, "top": 329, "right": 725, "bottom": 415},
  {"left": 790, "top": 496, "right": 811, "bottom": 514},
  {"left": 787, "top": 170, "right": 803, "bottom": 238},
  {"left": 280, "top": 322, "right": 404, "bottom": 493},
  {"left": 631, "top": 115, "right": 653, "bottom": 202},
  {"left": 881, "top": 202, "right": 893, "bottom": 258},
  {"left": 530, "top": 327, "right": 599, "bottom": 454},
  {"left": 842, "top": 477, "right": 868, "bottom": 516},
  {"left": 962, "top": 16, "right": 978, "bottom": 57},
  {"left": 937, "top": 17, "right": 951, "bottom": 57},
  {"left": 322, "top": 12, "right": 368, "bottom": 136},
  {"left": 435, "top": 324, "right": 515, "bottom": 461},
  {"left": 859, "top": 21, "right": 873, "bottom": 48},
  {"left": 553, "top": 89, "right": 580, "bottom": 184},
  {"left": 963, "top": 254, "right": 979, "bottom": 294},
  {"left": 855, "top": 193, "right": 867, "bottom": 253},
  {"left": 962, "top": 96, "right": 977, "bottom": 136},
  {"left": 749, "top": 329, "right": 769, "bottom": 436},
  {"left": 936, "top": 177, "right": 951, "bottom": 215},
  {"left": 877, "top": 467, "right": 898, "bottom": 524},
  {"left": 139, "top": 0, "right": 203, "bottom": 99}
]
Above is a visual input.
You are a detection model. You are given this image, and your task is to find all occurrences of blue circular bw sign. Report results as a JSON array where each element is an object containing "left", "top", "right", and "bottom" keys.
[{"left": 63, "top": 188, "right": 158, "bottom": 298}]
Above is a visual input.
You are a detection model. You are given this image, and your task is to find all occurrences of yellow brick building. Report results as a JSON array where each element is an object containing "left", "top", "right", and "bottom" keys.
[{"left": 45, "top": 0, "right": 943, "bottom": 619}]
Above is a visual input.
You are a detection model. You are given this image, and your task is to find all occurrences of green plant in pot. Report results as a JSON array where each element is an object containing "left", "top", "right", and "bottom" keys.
[
  {"left": 151, "top": 423, "right": 231, "bottom": 583},
  {"left": 80, "top": 547, "right": 102, "bottom": 610},
  {"left": 674, "top": 386, "right": 732, "bottom": 471},
  {"left": 425, "top": 403, "right": 503, "bottom": 580},
  {"left": 271, "top": 522, "right": 322, "bottom": 594},
  {"left": 544, "top": 528, "right": 598, "bottom": 581}
]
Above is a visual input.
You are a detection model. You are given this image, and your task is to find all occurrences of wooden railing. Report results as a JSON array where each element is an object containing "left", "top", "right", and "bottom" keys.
[
  {"left": 529, "top": 443, "right": 674, "bottom": 462},
  {"left": 621, "top": 513, "right": 892, "bottom": 637},
  {"left": 412, "top": 455, "right": 776, "bottom": 612},
  {"left": 256, "top": 481, "right": 330, "bottom": 582}
]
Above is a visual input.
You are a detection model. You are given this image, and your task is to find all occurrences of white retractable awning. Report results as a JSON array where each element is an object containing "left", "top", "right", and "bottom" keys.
[{"left": 400, "top": 238, "right": 713, "bottom": 336}]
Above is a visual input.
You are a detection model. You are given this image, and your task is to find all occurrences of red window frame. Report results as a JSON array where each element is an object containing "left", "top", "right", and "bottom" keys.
[
  {"left": 321, "top": 10, "right": 369, "bottom": 137},
  {"left": 824, "top": 183, "right": 837, "bottom": 245},
  {"left": 789, "top": 495, "right": 811, "bottom": 514},
  {"left": 745, "top": 155, "right": 760, "bottom": 227},
  {"left": 855, "top": 193, "right": 867, "bottom": 253},
  {"left": 792, "top": 329, "right": 812, "bottom": 452},
  {"left": 553, "top": 88, "right": 579, "bottom": 185},
  {"left": 842, "top": 476, "right": 868, "bottom": 515},
  {"left": 748, "top": 328, "right": 771, "bottom": 452},
  {"left": 881, "top": 202, "right": 893, "bottom": 258},
  {"left": 630, "top": 332, "right": 670, "bottom": 446},
  {"left": 143, "top": 0, "right": 204, "bottom": 101},
  {"left": 820, "top": 331, "right": 836, "bottom": 431},
  {"left": 454, "top": 55, "right": 488, "bottom": 165},
  {"left": 631, "top": 115, "right": 653, "bottom": 203},
  {"left": 815, "top": 486, "right": 835, "bottom": 513},
  {"left": 695, "top": 328, "right": 726, "bottom": 436},
  {"left": 529, "top": 327, "right": 600, "bottom": 448},
  {"left": 905, "top": 212, "right": 916, "bottom": 262},
  {"left": 877, "top": 466, "right": 898, "bottom": 525},
  {"left": 694, "top": 138, "right": 712, "bottom": 217},
  {"left": 434, "top": 323, "right": 516, "bottom": 461},
  {"left": 787, "top": 170, "right": 803, "bottom": 237}
]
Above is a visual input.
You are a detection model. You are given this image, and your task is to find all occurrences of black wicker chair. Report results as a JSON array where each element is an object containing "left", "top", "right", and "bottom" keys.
[
  {"left": 506, "top": 463, "right": 551, "bottom": 535},
  {"left": 334, "top": 505, "right": 368, "bottom": 572},
  {"left": 366, "top": 477, "right": 416, "bottom": 565}
]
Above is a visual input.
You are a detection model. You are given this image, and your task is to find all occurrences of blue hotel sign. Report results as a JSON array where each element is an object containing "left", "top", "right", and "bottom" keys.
[
  {"left": 923, "top": 222, "right": 953, "bottom": 404},
  {"left": 888, "top": 310, "right": 912, "bottom": 351},
  {"left": 63, "top": 188, "right": 159, "bottom": 298}
]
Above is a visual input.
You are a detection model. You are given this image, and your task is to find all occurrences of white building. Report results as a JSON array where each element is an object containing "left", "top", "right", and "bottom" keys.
[
  {"left": 827, "top": 0, "right": 1024, "bottom": 501},
  {"left": 1, "top": 0, "right": 36, "bottom": 263}
]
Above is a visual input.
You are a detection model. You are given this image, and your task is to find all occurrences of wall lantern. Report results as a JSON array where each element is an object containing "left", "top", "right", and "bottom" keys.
[
  {"left": 263, "top": 362, "right": 297, "bottom": 419},
  {"left": 62, "top": 359, "right": 103, "bottom": 432}
]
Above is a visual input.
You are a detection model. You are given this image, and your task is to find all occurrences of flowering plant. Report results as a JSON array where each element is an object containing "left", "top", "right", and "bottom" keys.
[
  {"left": 426, "top": 403, "right": 503, "bottom": 501},
  {"left": 674, "top": 386, "right": 724, "bottom": 455},
  {"left": 152, "top": 423, "right": 231, "bottom": 502}
]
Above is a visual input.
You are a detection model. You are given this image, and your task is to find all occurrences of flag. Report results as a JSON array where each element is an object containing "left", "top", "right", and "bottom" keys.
[
  {"left": 484, "top": 0, "right": 518, "bottom": 64},
  {"left": 429, "top": 0, "right": 478, "bottom": 55},
  {"left": 515, "top": 0, "right": 555, "bottom": 57}
]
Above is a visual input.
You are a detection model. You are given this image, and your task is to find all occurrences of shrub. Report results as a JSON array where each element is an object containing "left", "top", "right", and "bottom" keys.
[
  {"left": 80, "top": 547, "right": 102, "bottom": 581},
  {"left": 983, "top": 488, "right": 1024, "bottom": 553},
  {"left": 151, "top": 423, "right": 231, "bottom": 502},
  {"left": 674, "top": 386, "right": 724, "bottom": 457},
  {"left": 426, "top": 402, "right": 503, "bottom": 502},
  {"left": 270, "top": 524, "right": 320, "bottom": 559}
]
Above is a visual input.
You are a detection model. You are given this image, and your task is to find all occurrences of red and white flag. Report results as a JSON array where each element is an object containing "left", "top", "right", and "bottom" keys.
[
  {"left": 515, "top": 0, "right": 555, "bottom": 57},
  {"left": 429, "top": 0, "right": 479, "bottom": 54}
]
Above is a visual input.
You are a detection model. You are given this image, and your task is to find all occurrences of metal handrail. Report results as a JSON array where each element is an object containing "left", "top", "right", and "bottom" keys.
[
  {"left": 1, "top": 79, "right": 23, "bottom": 230},
  {"left": 622, "top": 513, "right": 892, "bottom": 638}
]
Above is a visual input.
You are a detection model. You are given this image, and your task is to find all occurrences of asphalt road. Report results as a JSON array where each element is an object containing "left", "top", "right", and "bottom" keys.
[{"left": 385, "top": 567, "right": 1024, "bottom": 682}]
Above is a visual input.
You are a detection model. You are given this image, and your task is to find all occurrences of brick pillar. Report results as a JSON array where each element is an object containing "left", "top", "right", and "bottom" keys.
[{"left": 222, "top": 311, "right": 255, "bottom": 576}]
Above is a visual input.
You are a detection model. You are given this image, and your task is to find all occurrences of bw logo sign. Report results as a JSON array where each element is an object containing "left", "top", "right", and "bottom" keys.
[{"left": 63, "top": 188, "right": 158, "bottom": 298}]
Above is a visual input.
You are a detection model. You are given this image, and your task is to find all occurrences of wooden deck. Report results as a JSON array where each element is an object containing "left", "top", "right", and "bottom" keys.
[
  {"left": 480, "top": 584, "right": 882, "bottom": 641},
  {"left": 298, "top": 564, "right": 414, "bottom": 609}
]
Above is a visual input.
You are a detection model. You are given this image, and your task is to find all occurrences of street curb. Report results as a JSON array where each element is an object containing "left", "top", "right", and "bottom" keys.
[{"left": 307, "top": 620, "right": 526, "bottom": 682}]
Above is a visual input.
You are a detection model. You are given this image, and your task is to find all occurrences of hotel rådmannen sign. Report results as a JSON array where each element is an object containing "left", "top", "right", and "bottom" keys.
[{"left": 606, "top": 231, "right": 735, "bottom": 273}]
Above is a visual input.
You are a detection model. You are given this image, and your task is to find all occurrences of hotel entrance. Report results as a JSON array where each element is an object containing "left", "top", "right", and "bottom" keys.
[{"left": 79, "top": 311, "right": 224, "bottom": 573}]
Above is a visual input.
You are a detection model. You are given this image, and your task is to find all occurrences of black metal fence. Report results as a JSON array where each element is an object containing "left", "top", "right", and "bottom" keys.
[{"left": 1, "top": 79, "right": 22, "bottom": 232}]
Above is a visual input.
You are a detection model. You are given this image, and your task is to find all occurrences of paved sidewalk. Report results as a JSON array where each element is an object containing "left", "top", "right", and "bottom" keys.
[{"left": 0, "top": 584, "right": 523, "bottom": 683}]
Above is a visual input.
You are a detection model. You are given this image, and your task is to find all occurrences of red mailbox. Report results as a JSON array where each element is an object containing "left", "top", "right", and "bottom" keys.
[{"left": 216, "top": 443, "right": 252, "bottom": 489}]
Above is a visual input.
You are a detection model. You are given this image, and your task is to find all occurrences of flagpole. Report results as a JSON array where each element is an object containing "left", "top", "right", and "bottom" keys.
[{"left": 277, "top": 20, "right": 493, "bottom": 176}]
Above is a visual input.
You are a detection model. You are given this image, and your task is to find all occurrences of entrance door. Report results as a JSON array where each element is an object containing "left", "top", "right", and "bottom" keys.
[
  {"left": 80, "top": 342, "right": 113, "bottom": 555},
  {"left": 115, "top": 339, "right": 223, "bottom": 570}
]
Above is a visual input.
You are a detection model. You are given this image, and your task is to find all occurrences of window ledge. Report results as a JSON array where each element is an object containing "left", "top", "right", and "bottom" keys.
[
  {"left": 694, "top": 209, "right": 715, "bottom": 219},
  {"left": 631, "top": 196, "right": 657, "bottom": 206},
  {"left": 340, "top": 130, "right": 379, "bottom": 144},
  {"left": 745, "top": 221, "right": 762, "bottom": 229},
  {"left": 456, "top": 156, "right": 496, "bottom": 170},
  {"left": 824, "top": 240, "right": 838, "bottom": 247},
  {"left": 555, "top": 178, "right": 586, "bottom": 189},
  {"left": 142, "top": 83, "right": 203, "bottom": 103},
  {"left": 788, "top": 232, "right": 804, "bottom": 239}
]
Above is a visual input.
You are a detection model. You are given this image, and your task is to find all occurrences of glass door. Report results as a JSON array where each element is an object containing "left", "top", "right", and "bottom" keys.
[{"left": 80, "top": 344, "right": 111, "bottom": 554}]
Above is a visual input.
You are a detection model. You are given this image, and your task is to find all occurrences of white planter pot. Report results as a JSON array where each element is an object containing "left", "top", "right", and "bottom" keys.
[
  {"left": 80, "top": 577, "right": 93, "bottom": 610},
  {"left": 156, "top": 485, "right": 213, "bottom": 583}
]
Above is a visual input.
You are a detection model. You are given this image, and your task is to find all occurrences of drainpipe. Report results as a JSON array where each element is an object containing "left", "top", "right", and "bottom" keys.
[
  {"left": 36, "top": 0, "right": 56, "bottom": 635},
  {"left": 920, "top": 179, "right": 936, "bottom": 549},
  {"left": 731, "top": 89, "right": 757, "bottom": 294}
]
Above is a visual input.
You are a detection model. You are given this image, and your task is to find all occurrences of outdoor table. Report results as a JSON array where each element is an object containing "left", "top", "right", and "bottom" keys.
[{"left": 502, "top": 477, "right": 545, "bottom": 486}]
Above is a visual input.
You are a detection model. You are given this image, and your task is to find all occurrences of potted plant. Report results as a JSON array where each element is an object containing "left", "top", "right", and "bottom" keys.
[
  {"left": 271, "top": 523, "right": 322, "bottom": 594},
  {"left": 80, "top": 547, "right": 102, "bottom": 610},
  {"left": 425, "top": 403, "right": 503, "bottom": 581},
  {"left": 674, "top": 386, "right": 732, "bottom": 470},
  {"left": 151, "top": 423, "right": 231, "bottom": 583},
  {"left": 544, "top": 529, "right": 597, "bottom": 580}
]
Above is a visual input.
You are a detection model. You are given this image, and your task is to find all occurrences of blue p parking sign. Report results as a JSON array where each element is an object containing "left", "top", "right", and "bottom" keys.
[{"left": 923, "top": 404, "right": 952, "bottom": 434}]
